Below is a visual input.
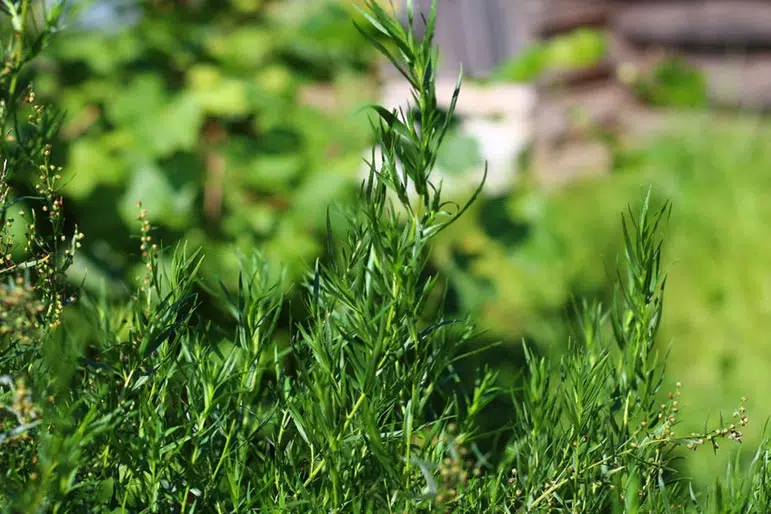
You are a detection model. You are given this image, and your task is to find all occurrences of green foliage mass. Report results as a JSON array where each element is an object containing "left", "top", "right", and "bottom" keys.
[
  {"left": 491, "top": 28, "right": 607, "bottom": 83},
  {"left": 449, "top": 115, "right": 771, "bottom": 489},
  {"left": 633, "top": 57, "right": 708, "bottom": 108},
  {"left": 33, "top": 0, "right": 381, "bottom": 291},
  {"left": 2, "top": 1, "right": 771, "bottom": 512}
]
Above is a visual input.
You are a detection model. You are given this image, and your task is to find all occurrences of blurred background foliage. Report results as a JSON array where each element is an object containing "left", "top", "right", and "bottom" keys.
[
  {"left": 18, "top": 0, "right": 771, "bottom": 491},
  {"left": 32, "top": 0, "right": 382, "bottom": 294},
  {"left": 491, "top": 27, "right": 607, "bottom": 83},
  {"left": 433, "top": 116, "right": 771, "bottom": 487}
]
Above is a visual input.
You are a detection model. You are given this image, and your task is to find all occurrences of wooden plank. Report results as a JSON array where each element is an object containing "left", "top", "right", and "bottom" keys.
[
  {"left": 689, "top": 54, "right": 771, "bottom": 109},
  {"left": 389, "top": 0, "right": 535, "bottom": 78},
  {"left": 540, "top": 59, "right": 615, "bottom": 88},
  {"left": 616, "top": 50, "right": 771, "bottom": 110},
  {"left": 614, "top": 1, "right": 771, "bottom": 47},
  {"left": 532, "top": 140, "right": 612, "bottom": 188},
  {"left": 536, "top": 83, "right": 630, "bottom": 143},
  {"left": 539, "top": 0, "right": 610, "bottom": 35}
]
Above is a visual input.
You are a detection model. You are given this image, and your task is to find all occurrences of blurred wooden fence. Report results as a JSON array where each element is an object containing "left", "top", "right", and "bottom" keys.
[
  {"left": 395, "top": 0, "right": 771, "bottom": 109},
  {"left": 384, "top": 0, "right": 771, "bottom": 185},
  {"left": 537, "top": 0, "right": 771, "bottom": 183},
  {"left": 392, "top": 0, "right": 536, "bottom": 78}
]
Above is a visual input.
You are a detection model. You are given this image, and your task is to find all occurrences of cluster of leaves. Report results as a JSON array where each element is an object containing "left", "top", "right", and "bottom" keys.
[
  {"left": 1, "top": 1, "right": 771, "bottom": 512},
  {"left": 30, "top": 0, "right": 381, "bottom": 291},
  {"left": 491, "top": 28, "right": 607, "bottom": 83},
  {"left": 629, "top": 57, "right": 709, "bottom": 109}
]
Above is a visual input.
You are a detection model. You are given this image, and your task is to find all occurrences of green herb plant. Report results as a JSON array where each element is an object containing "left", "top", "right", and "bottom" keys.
[{"left": 1, "top": 1, "right": 770, "bottom": 512}]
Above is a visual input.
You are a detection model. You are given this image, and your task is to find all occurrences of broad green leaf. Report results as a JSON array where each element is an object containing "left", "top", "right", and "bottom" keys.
[
  {"left": 292, "top": 169, "right": 351, "bottom": 229},
  {"left": 119, "top": 162, "right": 197, "bottom": 230},
  {"left": 228, "top": 0, "right": 263, "bottom": 12},
  {"left": 106, "top": 74, "right": 167, "bottom": 126},
  {"left": 205, "top": 27, "right": 274, "bottom": 70},
  {"left": 255, "top": 65, "right": 296, "bottom": 96},
  {"left": 243, "top": 154, "right": 304, "bottom": 192},
  {"left": 64, "top": 138, "right": 126, "bottom": 198},
  {"left": 190, "top": 76, "right": 251, "bottom": 117},
  {"left": 52, "top": 32, "right": 141, "bottom": 75},
  {"left": 144, "top": 92, "right": 204, "bottom": 157},
  {"left": 435, "top": 129, "right": 483, "bottom": 175}
]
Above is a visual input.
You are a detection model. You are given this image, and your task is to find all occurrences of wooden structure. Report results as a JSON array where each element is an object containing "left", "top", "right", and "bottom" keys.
[
  {"left": 384, "top": 0, "right": 771, "bottom": 187},
  {"left": 534, "top": 0, "right": 771, "bottom": 184},
  {"left": 613, "top": 1, "right": 771, "bottom": 111},
  {"left": 390, "top": 0, "right": 771, "bottom": 108},
  {"left": 391, "top": 0, "right": 536, "bottom": 78},
  {"left": 533, "top": 0, "right": 619, "bottom": 185}
]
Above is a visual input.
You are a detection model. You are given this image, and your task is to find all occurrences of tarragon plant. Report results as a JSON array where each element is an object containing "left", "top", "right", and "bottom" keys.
[{"left": 1, "top": 0, "right": 769, "bottom": 513}]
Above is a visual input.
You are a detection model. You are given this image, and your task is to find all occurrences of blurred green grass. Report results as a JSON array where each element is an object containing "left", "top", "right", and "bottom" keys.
[{"left": 436, "top": 112, "right": 771, "bottom": 489}]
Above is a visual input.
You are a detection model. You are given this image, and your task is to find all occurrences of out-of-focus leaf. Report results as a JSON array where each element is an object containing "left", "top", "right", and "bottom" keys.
[
  {"left": 254, "top": 65, "right": 296, "bottom": 96},
  {"left": 292, "top": 169, "right": 351, "bottom": 229},
  {"left": 142, "top": 92, "right": 204, "bottom": 157},
  {"left": 635, "top": 57, "right": 708, "bottom": 108},
  {"left": 106, "top": 74, "right": 166, "bottom": 126},
  {"left": 228, "top": 0, "right": 263, "bottom": 13},
  {"left": 436, "top": 129, "right": 484, "bottom": 176},
  {"left": 244, "top": 154, "right": 304, "bottom": 192},
  {"left": 205, "top": 27, "right": 274, "bottom": 70},
  {"left": 119, "top": 162, "right": 197, "bottom": 230},
  {"left": 493, "top": 28, "right": 606, "bottom": 83},
  {"left": 546, "top": 29, "right": 606, "bottom": 70},
  {"left": 265, "top": 219, "right": 320, "bottom": 278},
  {"left": 189, "top": 71, "right": 251, "bottom": 117},
  {"left": 65, "top": 138, "right": 125, "bottom": 199},
  {"left": 53, "top": 33, "right": 141, "bottom": 75}
]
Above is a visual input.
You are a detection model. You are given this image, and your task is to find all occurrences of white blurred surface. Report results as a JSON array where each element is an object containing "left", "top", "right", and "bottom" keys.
[{"left": 368, "top": 78, "right": 537, "bottom": 199}]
